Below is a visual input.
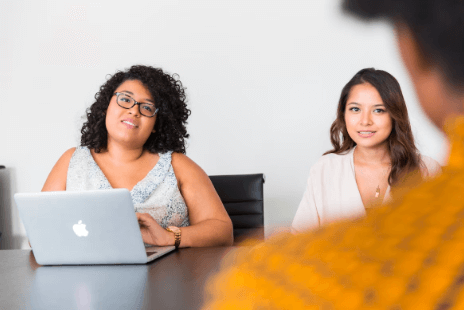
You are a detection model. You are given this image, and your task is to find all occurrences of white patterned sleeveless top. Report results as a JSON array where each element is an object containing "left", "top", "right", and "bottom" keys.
[{"left": 66, "top": 146, "right": 190, "bottom": 228}]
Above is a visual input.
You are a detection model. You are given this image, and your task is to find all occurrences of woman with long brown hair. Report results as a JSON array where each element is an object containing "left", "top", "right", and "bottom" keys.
[{"left": 292, "top": 68, "right": 441, "bottom": 232}]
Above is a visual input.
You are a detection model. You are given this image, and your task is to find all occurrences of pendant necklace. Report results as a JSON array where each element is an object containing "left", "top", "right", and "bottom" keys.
[
  {"left": 375, "top": 165, "right": 391, "bottom": 198},
  {"left": 375, "top": 186, "right": 381, "bottom": 198},
  {"left": 353, "top": 148, "right": 391, "bottom": 200}
]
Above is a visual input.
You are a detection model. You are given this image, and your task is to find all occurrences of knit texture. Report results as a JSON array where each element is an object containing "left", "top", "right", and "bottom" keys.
[{"left": 203, "top": 116, "right": 464, "bottom": 310}]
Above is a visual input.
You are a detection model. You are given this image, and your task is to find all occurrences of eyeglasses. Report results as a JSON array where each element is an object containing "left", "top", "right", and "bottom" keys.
[{"left": 113, "top": 92, "right": 159, "bottom": 117}]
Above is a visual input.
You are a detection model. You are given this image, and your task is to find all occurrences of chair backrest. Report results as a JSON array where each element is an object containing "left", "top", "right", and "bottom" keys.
[{"left": 209, "top": 174, "right": 264, "bottom": 244}]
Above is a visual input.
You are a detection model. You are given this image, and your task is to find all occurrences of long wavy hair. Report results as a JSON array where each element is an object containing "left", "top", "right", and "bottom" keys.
[
  {"left": 324, "top": 68, "right": 422, "bottom": 186},
  {"left": 81, "top": 65, "right": 190, "bottom": 154}
]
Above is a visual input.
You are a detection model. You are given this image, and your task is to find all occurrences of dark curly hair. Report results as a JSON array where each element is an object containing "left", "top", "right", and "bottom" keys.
[
  {"left": 324, "top": 68, "right": 422, "bottom": 186},
  {"left": 81, "top": 65, "right": 191, "bottom": 154}
]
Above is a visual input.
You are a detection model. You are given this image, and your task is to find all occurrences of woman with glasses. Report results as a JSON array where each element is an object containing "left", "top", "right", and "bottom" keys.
[
  {"left": 291, "top": 68, "right": 442, "bottom": 233},
  {"left": 42, "top": 65, "right": 233, "bottom": 248}
]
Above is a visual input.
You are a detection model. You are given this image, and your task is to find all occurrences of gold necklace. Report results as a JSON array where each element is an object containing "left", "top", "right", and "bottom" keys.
[
  {"left": 353, "top": 149, "right": 391, "bottom": 199},
  {"left": 375, "top": 186, "right": 381, "bottom": 198},
  {"left": 374, "top": 165, "right": 391, "bottom": 198}
]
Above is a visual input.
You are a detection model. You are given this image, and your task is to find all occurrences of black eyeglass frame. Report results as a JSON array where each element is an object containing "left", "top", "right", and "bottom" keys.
[{"left": 113, "top": 92, "right": 159, "bottom": 117}]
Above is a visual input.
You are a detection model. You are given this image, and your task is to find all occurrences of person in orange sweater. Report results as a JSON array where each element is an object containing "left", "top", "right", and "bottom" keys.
[{"left": 203, "top": 0, "right": 464, "bottom": 309}]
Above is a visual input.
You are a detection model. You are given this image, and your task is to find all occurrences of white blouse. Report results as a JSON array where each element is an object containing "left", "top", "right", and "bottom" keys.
[{"left": 292, "top": 148, "right": 442, "bottom": 232}]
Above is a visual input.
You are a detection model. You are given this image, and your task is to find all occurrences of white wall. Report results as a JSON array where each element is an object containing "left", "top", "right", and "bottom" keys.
[{"left": 0, "top": 0, "right": 446, "bottom": 249}]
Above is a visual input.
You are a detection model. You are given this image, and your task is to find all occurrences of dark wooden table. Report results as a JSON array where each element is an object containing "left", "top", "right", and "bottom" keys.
[{"left": 0, "top": 247, "right": 237, "bottom": 309}]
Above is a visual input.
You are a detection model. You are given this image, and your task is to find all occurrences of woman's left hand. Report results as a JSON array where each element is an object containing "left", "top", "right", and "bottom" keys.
[{"left": 135, "top": 212, "right": 174, "bottom": 246}]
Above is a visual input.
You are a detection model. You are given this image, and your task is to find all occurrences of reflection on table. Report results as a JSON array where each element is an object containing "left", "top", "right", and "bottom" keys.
[
  {"left": 0, "top": 247, "right": 237, "bottom": 310},
  {"left": 29, "top": 265, "right": 148, "bottom": 310}
]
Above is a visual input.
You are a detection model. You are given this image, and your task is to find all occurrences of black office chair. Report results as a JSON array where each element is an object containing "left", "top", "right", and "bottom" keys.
[{"left": 209, "top": 173, "right": 265, "bottom": 245}]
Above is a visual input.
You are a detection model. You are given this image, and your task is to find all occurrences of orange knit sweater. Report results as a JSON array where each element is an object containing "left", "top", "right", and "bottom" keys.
[{"left": 203, "top": 116, "right": 464, "bottom": 310}]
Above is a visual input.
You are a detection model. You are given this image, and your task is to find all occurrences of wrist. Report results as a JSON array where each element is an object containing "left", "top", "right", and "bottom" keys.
[
  {"left": 166, "top": 226, "right": 181, "bottom": 248},
  {"left": 166, "top": 230, "right": 175, "bottom": 246}
]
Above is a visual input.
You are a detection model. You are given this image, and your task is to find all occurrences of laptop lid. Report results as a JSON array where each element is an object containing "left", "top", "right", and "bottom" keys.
[{"left": 15, "top": 189, "right": 155, "bottom": 265}]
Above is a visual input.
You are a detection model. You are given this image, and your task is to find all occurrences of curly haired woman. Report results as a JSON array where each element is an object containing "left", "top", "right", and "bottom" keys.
[{"left": 42, "top": 65, "right": 233, "bottom": 247}]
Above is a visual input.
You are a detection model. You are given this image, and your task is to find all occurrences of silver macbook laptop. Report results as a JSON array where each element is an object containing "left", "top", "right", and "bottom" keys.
[{"left": 14, "top": 189, "right": 175, "bottom": 265}]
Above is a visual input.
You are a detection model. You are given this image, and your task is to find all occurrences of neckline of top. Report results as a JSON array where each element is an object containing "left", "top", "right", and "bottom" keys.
[
  {"left": 84, "top": 147, "right": 171, "bottom": 195},
  {"left": 349, "top": 146, "right": 391, "bottom": 206}
]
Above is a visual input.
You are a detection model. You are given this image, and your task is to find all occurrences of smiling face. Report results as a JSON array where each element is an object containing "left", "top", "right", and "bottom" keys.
[
  {"left": 344, "top": 83, "right": 393, "bottom": 150},
  {"left": 105, "top": 79, "right": 157, "bottom": 149}
]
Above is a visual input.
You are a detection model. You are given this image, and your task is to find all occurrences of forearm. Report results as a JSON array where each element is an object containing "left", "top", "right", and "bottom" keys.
[{"left": 179, "top": 219, "right": 234, "bottom": 248}]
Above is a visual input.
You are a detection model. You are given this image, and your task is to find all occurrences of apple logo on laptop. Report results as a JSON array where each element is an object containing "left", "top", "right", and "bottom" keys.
[{"left": 73, "top": 220, "right": 89, "bottom": 237}]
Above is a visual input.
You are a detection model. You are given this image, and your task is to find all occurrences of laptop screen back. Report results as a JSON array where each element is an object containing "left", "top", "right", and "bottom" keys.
[{"left": 15, "top": 189, "right": 148, "bottom": 265}]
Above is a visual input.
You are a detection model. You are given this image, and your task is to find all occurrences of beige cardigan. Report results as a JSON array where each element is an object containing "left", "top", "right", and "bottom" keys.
[{"left": 292, "top": 148, "right": 442, "bottom": 232}]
